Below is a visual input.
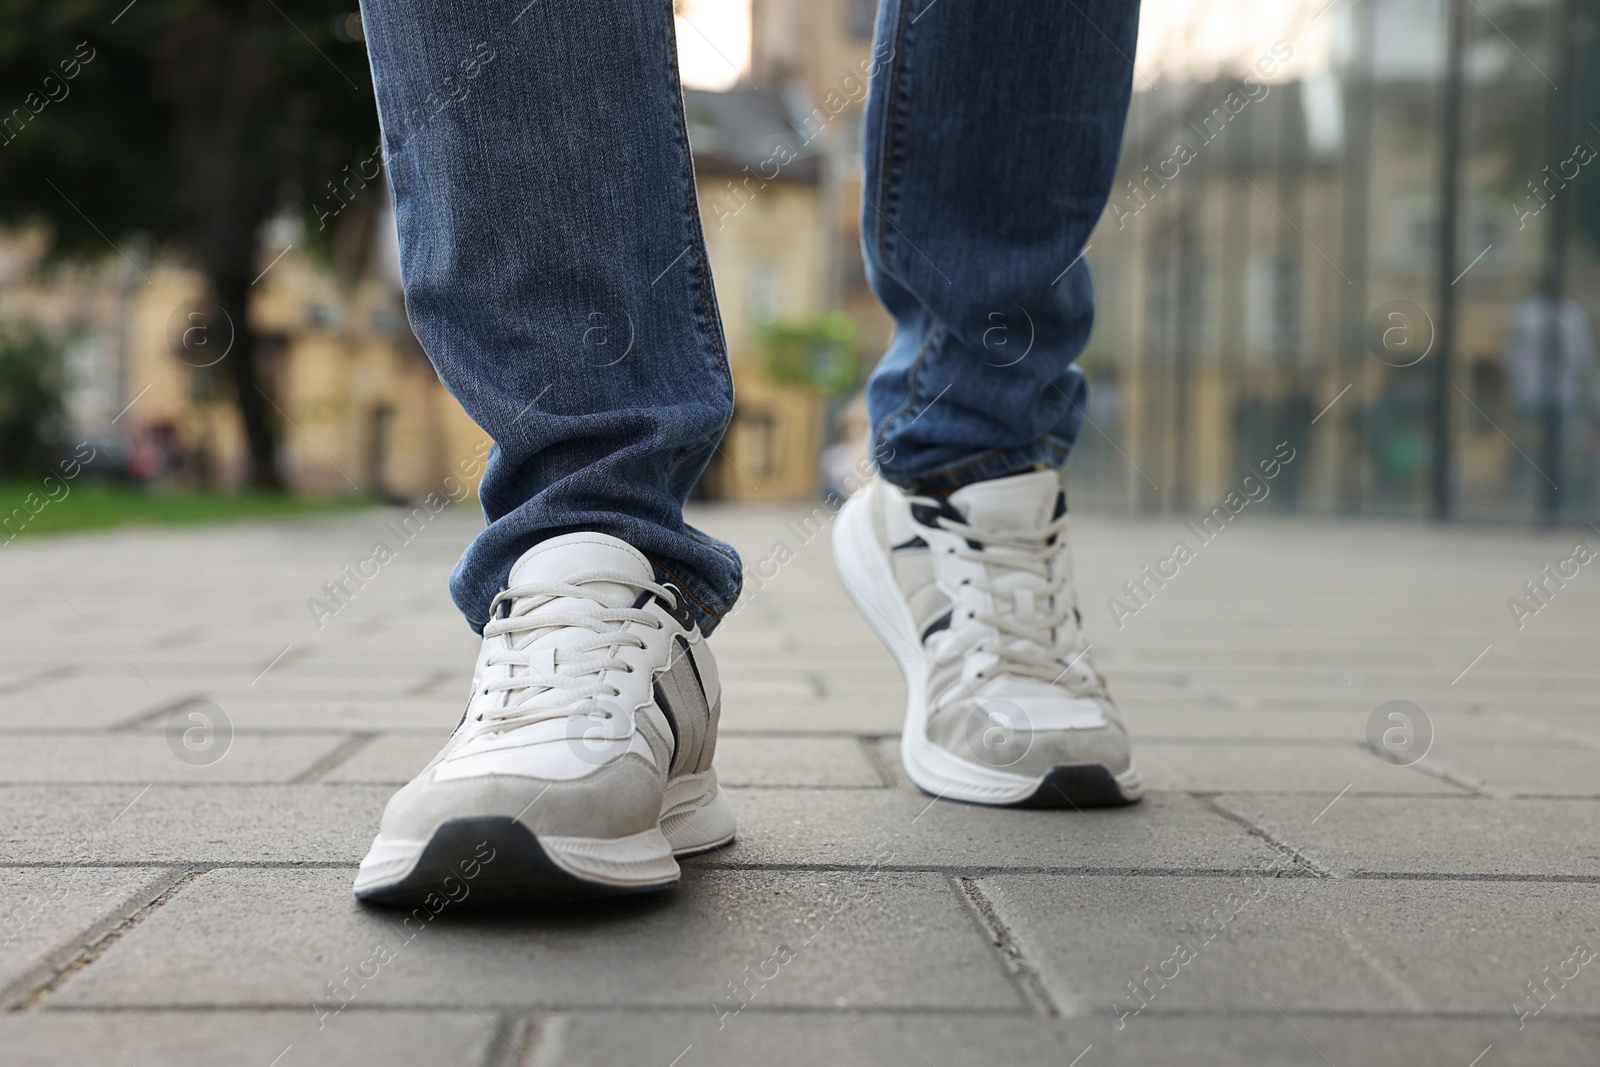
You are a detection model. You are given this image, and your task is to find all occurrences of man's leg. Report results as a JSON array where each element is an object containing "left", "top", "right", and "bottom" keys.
[
  {"left": 834, "top": 0, "right": 1143, "bottom": 808},
  {"left": 362, "top": 0, "right": 740, "bottom": 636},
  {"left": 352, "top": 0, "right": 738, "bottom": 904},
  {"left": 861, "top": 0, "right": 1139, "bottom": 481}
]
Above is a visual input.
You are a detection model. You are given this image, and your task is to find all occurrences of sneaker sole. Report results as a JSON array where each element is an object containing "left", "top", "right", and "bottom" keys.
[
  {"left": 833, "top": 491, "right": 1142, "bottom": 809},
  {"left": 354, "top": 772, "right": 737, "bottom": 907}
]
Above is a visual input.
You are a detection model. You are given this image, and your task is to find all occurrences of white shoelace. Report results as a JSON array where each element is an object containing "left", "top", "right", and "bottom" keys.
[
  {"left": 474, "top": 570, "right": 677, "bottom": 734},
  {"left": 922, "top": 506, "right": 1106, "bottom": 700}
]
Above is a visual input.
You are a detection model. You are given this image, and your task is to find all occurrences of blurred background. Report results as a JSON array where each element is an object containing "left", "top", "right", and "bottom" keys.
[{"left": 1, "top": 0, "right": 1598, "bottom": 534}]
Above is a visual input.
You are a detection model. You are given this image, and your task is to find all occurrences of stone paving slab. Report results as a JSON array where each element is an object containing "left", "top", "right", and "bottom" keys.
[
  {"left": 0, "top": 1010, "right": 499, "bottom": 1067},
  {"left": 0, "top": 784, "right": 393, "bottom": 864},
  {"left": 58, "top": 868, "right": 1023, "bottom": 1012},
  {"left": 1210, "top": 794, "right": 1600, "bottom": 878},
  {"left": 124, "top": 697, "right": 466, "bottom": 733},
  {"left": 0, "top": 867, "right": 178, "bottom": 1000},
  {"left": 717, "top": 696, "right": 904, "bottom": 734},
  {"left": 977, "top": 875, "right": 1600, "bottom": 1017},
  {"left": 1122, "top": 706, "right": 1526, "bottom": 744},
  {"left": 0, "top": 678, "right": 198, "bottom": 730},
  {"left": 1134, "top": 742, "right": 1458, "bottom": 794},
  {"left": 0, "top": 734, "right": 357, "bottom": 784},
  {"left": 1421, "top": 746, "right": 1600, "bottom": 797},
  {"left": 1, "top": 508, "right": 1597, "bottom": 1065},
  {"left": 520, "top": 1010, "right": 1600, "bottom": 1067},
  {"left": 693, "top": 790, "right": 1279, "bottom": 871}
]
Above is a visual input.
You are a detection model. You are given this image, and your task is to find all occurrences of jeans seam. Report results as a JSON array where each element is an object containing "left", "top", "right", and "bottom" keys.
[
  {"left": 872, "top": 0, "right": 916, "bottom": 268},
  {"left": 664, "top": 11, "right": 731, "bottom": 385},
  {"left": 871, "top": 321, "right": 944, "bottom": 467}
]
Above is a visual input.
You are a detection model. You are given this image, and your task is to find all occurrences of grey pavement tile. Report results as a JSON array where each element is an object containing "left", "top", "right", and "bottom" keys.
[
  {"left": 1420, "top": 746, "right": 1600, "bottom": 797},
  {"left": 536, "top": 1010, "right": 1600, "bottom": 1067},
  {"left": 712, "top": 736, "right": 884, "bottom": 787},
  {"left": 0, "top": 1010, "right": 497, "bottom": 1067},
  {"left": 0, "top": 678, "right": 199, "bottom": 730},
  {"left": 978, "top": 874, "right": 1600, "bottom": 1019},
  {"left": 1119, "top": 707, "right": 1548, "bottom": 747},
  {"left": 1491, "top": 710, "right": 1600, "bottom": 743},
  {"left": 0, "top": 784, "right": 391, "bottom": 864},
  {"left": 60, "top": 868, "right": 1021, "bottom": 1012},
  {"left": 1135, "top": 741, "right": 1457, "bottom": 794},
  {"left": 699, "top": 790, "right": 1278, "bottom": 871},
  {"left": 133, "top": 695, "right": 466, "bottom": 733},
  {"left": 0, "top": 734, "right": 358, "bottom": 784},
  {"left": 719, "top": 696, "right": 903, "bottom": 734},
  {"left": 1124, "top": 706, "right": 1369, "bottom": 740},
  {"left": 0, "top": 867, "right": 174, "bottom": 999},
  {"left": 318, "top": 735, "right": 444, "bottom": 783},
  {"left": 1211, "top": 793, "right": 1600, "bottom": 878}
]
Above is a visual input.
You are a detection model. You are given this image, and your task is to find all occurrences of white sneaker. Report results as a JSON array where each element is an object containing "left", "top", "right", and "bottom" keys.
[
  {"left": 353, "top": 532, "right": 736, "bottom": 905},
  {"left": 833, "top": 469, "right": 1141, "bottom": 807}
]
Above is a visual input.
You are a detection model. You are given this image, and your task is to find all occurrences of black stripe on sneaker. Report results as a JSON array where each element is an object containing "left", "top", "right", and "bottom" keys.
[
  {"left": 921, "top": 609, "right": 953, "bottom": 643},
  {"left": 911, "top": 498, "right": 982, "bottom": 551}
]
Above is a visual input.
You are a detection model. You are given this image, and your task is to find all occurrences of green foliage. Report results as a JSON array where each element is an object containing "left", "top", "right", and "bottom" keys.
[
  {"left": 0, "top": 319, "right": 66, "bottom": 477},
  {"left": 760, "top": 313, "right": 858, "bottom": 395},
  {"left": 0, "top": 0, "right": 377, "bottom": 264}
]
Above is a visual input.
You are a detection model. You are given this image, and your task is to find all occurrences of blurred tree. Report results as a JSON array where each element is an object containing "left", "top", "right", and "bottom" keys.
[
  {"left": 0, "top": 320, "right": 66, "bottom": 478},
  {"left": 0, "top": 1, "right": 377, "bottom": 489}
]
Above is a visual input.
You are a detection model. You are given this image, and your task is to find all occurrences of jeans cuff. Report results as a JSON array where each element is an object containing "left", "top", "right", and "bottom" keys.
[
  {"left": 879, "top": 437, "right": 1071, "bottom": 492},
  {"left": 649, "top": 557, "right": 738, "bottom": 637}
]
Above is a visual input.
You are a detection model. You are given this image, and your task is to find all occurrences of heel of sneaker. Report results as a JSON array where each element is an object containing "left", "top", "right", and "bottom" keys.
[{"left": 661, "top": 769, "right": 737, "bottom": 856}]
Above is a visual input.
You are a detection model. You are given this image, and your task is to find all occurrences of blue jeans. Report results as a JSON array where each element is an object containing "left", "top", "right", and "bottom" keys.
[{"left": 359, "top": 0, "right": 1139, "bottom": 635}]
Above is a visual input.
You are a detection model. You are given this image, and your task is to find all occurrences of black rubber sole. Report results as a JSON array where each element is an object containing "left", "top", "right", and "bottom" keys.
[
  {"left": 1012, "top": 765, "right": 1142, "bottom": 809},
  {"left": 354, "top": 816, "right": 678, "bottom": 909}
]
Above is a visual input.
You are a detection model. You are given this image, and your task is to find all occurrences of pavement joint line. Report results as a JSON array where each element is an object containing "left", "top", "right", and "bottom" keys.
[
  {"left": 1196, "top": 796, "right": 1336, "bottom": 878},
  {"left": 444, "top": 978, "right": 527, "bottom": 1064},
  {"left": 403, "top": 668, "right": 456, "bottom": 698},
  {"left": 288, "top": 732, "right": 378, "bottom": 784},
  {"left": 481, "top": 1010, "right": 538, "bottom": 1067},
  {"left": 0, "top": 664, "right": 76, "bottom": 696},
  {"left": 1404, "top": 757, "right": 1498, "bottom": 798},
  {"left": 4, "top": 867, "right": 199, "bottom": 1013},
  {"left": 951, "top": 875, "right": 1060, "bottom": 1019},
  {"left": 106, "top": 693, "right": 213, "bottom": 731},
  {"left": 856, "top": 735, "right": 901, "bottom": 789}
]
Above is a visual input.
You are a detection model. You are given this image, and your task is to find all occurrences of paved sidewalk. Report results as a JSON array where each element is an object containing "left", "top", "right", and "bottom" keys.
[{"left": 2, "top": 503, "right": 1598, "bottom": 1066}]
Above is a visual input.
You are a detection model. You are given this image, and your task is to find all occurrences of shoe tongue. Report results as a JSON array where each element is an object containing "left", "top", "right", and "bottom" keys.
[
  {"left": 946, "top": 470, "right": 1062, "bottom": 533},
  {"left": 507, "top": 532, "right": 652, "bottom": 610}
]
